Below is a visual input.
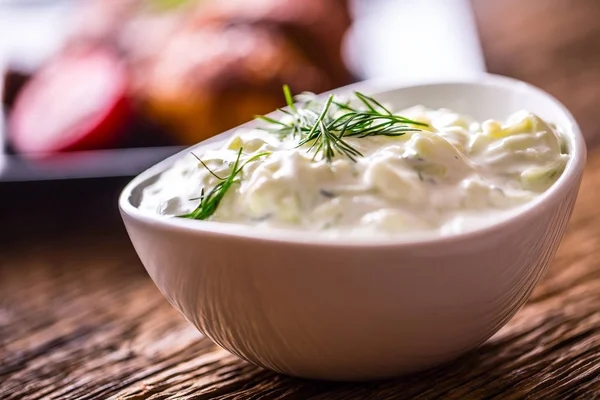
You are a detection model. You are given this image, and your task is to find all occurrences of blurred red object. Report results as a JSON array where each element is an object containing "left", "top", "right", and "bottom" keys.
[
  {"left": 5, "top": 0, "right": 353, "bottom": 155},
  {"left": 9, "top": 46, "right": 131, "bottom": 156}
]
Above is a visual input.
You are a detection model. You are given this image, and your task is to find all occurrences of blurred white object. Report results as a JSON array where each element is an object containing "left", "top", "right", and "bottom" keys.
[
  {"left": 0, "top": 1, "right": 73, "bottom": 72},
  {"left": 345, "top": 0, "right": 485, "bottom": 81},
  {"left": 120, "top": 75, "right": 585, "bottom": 381}
]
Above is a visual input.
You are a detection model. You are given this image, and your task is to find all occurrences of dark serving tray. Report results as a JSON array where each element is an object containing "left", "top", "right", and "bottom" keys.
[{"left": 0, "top": 146, "right": 184, "bottom": 182}]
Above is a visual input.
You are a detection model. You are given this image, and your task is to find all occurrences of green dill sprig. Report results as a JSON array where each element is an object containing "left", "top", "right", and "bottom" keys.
[
  {"left": 255, "top": 86, "right": 429, "bottom": 162},
  {"left": 255, "top": 84, "right": 318, "bottom": 138},
  {"left": 283, "top": 84, "right": 297, "bottom": 113},
  {"left": 331, "top": 112, "right": 426, "bottom": 138},
  {"left": 297, "top": 95, "right": 363, "bottom": 162},
  {"left": 178, "top": 148, "right": 270, "bottom": 220}
]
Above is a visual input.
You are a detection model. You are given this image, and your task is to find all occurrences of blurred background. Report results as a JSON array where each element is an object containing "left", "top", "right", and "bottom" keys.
[
  {"left": 0, "top": 0, "right": 482, "bottom": 181},
  {"left": 2, "top": 0, "right": 598, "bottom": 240}
]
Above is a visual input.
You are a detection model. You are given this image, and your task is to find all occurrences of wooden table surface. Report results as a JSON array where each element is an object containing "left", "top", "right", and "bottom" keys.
[{"left": 2, "top": 1, "right": 600, "bottom": 398}]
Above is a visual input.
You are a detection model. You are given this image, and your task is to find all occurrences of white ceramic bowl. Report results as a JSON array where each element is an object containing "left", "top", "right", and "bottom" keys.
[{"left": 119, "top": 74, "right": 586, "bottom": 381}]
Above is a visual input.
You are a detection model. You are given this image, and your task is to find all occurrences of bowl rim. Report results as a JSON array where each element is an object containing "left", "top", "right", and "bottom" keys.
[{"left": 119, "top": 73, "right": 587, "bottom": 248}]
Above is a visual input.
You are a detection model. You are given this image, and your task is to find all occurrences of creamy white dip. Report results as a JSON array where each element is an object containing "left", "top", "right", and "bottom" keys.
[{"left": 139, "top": 102, "right": 569, "bottom": 237}]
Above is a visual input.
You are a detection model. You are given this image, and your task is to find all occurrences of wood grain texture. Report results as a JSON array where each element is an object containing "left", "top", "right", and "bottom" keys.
[{"left": 2, "top": 0, "right": 600, "bottom": 398}]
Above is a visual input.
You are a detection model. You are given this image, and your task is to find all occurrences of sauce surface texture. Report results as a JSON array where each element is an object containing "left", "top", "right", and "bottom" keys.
[{"left": 139, "top": 95, "right": 569, "bottom": 237}]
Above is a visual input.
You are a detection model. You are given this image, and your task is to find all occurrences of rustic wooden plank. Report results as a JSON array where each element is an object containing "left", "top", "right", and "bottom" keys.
[{"left": 2, "top": 0, "right": 600, "bottom": 398}]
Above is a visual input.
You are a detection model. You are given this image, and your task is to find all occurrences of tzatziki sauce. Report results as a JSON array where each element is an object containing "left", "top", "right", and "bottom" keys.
[{"left": 139, "top": 92, "right": 569, "bottom": 237}]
